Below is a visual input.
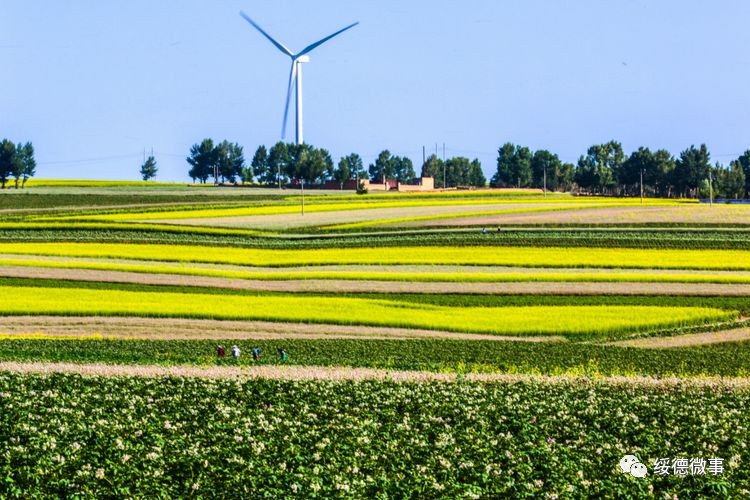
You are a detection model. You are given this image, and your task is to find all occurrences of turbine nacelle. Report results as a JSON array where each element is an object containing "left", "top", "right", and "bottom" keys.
[{"left": 240, "top": 11, "right": 357, "bottom": 144}]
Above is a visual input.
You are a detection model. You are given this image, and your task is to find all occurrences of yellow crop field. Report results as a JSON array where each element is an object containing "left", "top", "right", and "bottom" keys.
[
  {"left": 40, "top": 196, "right": 684, "bottom": 222},
  {"left": 0, "top": 285, "right": 733, "bottom": 336},
  {"left": 4, "top": 257, "right": 750, "bottom": 285},
  {"left": 2, "top": 242, "right": 750, "bottom": 270},
  {"left": 320, "top": 205, "right": 608, "bottom": 230}
]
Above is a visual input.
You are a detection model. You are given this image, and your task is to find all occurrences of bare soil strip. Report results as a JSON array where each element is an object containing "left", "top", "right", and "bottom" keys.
[
  {"left": 420, "top": 205, "right": 750, "bottom": 227},
  {"left": 1, "top": 361, "right": 749, "bottom": 388},
  {"left": 4, "top": 265, "right": 750, "bottom": 296},
  {"left": 0, "top": 316, "right": 561, "bottom": 342},
  {"left": 147, "top": 203, "right": 563, "bottom": 230},
  {"left": 7, "top": 253, "right": 750, "bottom": 278},
  {"left": 610, "top": 327, "right": 750, "bottom": 348}
]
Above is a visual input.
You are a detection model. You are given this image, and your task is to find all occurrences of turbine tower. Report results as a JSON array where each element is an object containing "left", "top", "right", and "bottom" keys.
[{"left": 240, "top": 12, "right": 358, "bottom": 145}]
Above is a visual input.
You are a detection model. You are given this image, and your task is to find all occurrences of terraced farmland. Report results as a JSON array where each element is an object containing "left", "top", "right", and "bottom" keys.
[{"left": 1, "top": 186, "right": 750, "bottom": 496}]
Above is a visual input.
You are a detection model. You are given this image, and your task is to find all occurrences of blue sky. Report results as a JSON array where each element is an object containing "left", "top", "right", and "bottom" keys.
[{"left": 2, "top": 0, "right": 749, "bottom": 181}]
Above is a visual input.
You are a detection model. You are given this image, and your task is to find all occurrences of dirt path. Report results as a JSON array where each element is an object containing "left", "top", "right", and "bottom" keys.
[
  {"left": 4, "top": 265, "right": 750, "bottom": 295},
  {"left": 419, "top": 205, "right": 750, "bottom": 226},
  {"left": 609, "top": 327, "right": 750, "bottom": 348},
  {"left": 0, "top": 316, "right": 562, "bottom": 342},
  {"left": 1, "top": 361, "right": 749, "bottom": 388}
]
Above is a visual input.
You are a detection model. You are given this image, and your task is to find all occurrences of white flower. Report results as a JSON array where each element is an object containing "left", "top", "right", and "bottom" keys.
[{"left": 95, "top": 468, "right": 105, "bottom": 480}]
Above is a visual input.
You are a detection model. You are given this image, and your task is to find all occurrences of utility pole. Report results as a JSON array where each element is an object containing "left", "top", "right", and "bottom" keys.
[
  {"left": 543, "top": 166, "right": 547, "bottom": 198},
  {"left": 640, "top": 168, "right": 644, "bottom": 205},
  {"left": 708, "top": 172, "right": 713, "bottom": 207},
  {"left": 442, "top": 143, "right": 446, "bottom": 189}
]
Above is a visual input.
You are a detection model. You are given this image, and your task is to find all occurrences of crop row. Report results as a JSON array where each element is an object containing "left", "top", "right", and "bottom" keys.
[
  {"left": 1, "top": 338, "right": 750, "bottom": 377},
  {"left": 319, "top": 204, "right": 610, "bottom": 230},
  {"left": 4, "top": 242, "right": 750, "bottom": 270},
  {"left": 0, "top": 373, "right": 746, "bottom": 497},
  {"left": 0, "top": 194, "right": 275, "bottom": 213},
  {"left": 6, "top": 276, "right": 750, "bottom": 314},
  {"left": 5, "top": 276, "right": 750, "bottom": 315},
  {"left": 7, "top": 256, "right": 750, "bottom": 285},
  {"left": 36, "top": 197, "right": 683, "bottom": 222},
  {"left": 0, "top": 284, "right": 733, "bottom": 339},
  {"left": 3, "top": 226, "right": 750, "bottom": 250}
]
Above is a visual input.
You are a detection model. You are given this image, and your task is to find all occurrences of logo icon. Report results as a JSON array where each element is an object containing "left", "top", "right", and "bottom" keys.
[{"left": 619, "top": 455, "right": 648, "bottom": 478}]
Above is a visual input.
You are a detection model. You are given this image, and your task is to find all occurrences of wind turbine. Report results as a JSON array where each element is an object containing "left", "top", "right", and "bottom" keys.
[{"left": 240, "top": 11, "right": 358, "bottom": 145}]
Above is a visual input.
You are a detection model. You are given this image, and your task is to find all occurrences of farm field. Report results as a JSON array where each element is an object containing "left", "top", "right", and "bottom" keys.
[{"left": 2, "top": 186, "right": 750, "bottom": 496}]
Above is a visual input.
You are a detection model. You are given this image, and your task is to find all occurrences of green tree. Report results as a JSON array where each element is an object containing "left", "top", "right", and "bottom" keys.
[
  {"left": 186, "top": 139, "right": 215, "bottom": 184},
  {"left": 444, "top": 157, "right": 471, "bottom": 187},
  {"left": 10, "top": 142, "right": 24, "bottom": 189},
  {"left": 249, "top": 146, "right": 268, "bottom": 185},
  {"left": 732, "top": 150, "right": 750, "bottom": 197},
  {"left": 491, "top": 143, "right": 516, "bottom": 187},
  {"left": 215, "top": 141, "right": 231, "bottom": 183},
  {"left": 268, "top": 142, "right": 290, "bottom": 187},
  {"left": 339, "top": 153, "right": 365, "bottom": 183},
  {"left": 139, "top": 155, "right": 158, "bottom": 181},
  {"left": 468, "top": 159, "right": 486, "bottom": 187},
  {"left": 559, "top": 162, "right": 575, "bottom": 191},
  {"left": 620, "top": 147, "right": 655, "bottom": 196},
  {"left": 312, "top": 148, "right": 334, "bottom": 184},
  {"left": 18, "top": 142, "right": 36, "bottom": 188},
  {"left": 0, "top": 139, "right": 16, "bottom": 189},
  {"left": 218, "top": 142, "right": 245, "bottom": 184},
  {"left": 286, "top": 144, "right": 330, "bottom": 184},
  {"left": 421, "top": 154, "right": 444, "bottom": 188},
  {"left": 392, "top": 156, "right": 416, "bottom": 183},
  {"left": 369, "top": 150, "right": 393, "bottom": 183},
  {"left": 491, "top": 143, "right": 531, "bottom": 188},
  {"left": 510, "top": 146, "right": 532, "bottom": 188},
  {"left": 648, "top": 149, "right": 676, "bottom": 197},
  {"left": 574, "top": 141, "right": 622, "bottom": 194},
  {"left": 674, "top": 144, "right": 710, "bottom": 197},
  {"left": 716, "top": 161, "right": 746, "bottom": 199},
  {"left": 531, "top": 150, "right": 562, "bottom": 191},
  {"left": 333, "top": 157, "right": 351, "bottom": 189}
]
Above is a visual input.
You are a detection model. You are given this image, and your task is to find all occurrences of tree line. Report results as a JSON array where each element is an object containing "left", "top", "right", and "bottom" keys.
[
  {"left": 0, "top": 139, "right": 36, "bottom": 189},
  {"left": 492, "top": 141, "right": 750, "bottom": 199},
  {"left": 187, "top": 139, "right": 486, "bottom": 189}
]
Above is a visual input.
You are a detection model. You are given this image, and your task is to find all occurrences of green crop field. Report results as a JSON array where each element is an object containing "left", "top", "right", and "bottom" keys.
[{"left": 2, "top": 186, "right": 750, "bottom": 496}]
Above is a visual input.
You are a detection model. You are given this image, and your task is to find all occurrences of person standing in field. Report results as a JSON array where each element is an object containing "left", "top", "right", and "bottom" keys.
[
  {"left": 278, "top": 348, "right": 288, "bottom": 362},
  {"left": 217, "top": 345, "right": 225, "bottom": 358},
  {"left": 252, "top": 347, "right": 261, "bottom": 361},
  {"left": 231, "top": 345, "right": 241, "bottom": 361}
]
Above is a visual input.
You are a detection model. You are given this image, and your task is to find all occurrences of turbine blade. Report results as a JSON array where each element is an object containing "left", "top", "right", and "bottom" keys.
[
  {"left": 281, "top": 62, "right": 297, "bottom": 139},
  {"left": 239, "top": 11, "right": 294, "bottom": 57},
  {"left": 298, "top": 21, "right": 359, "bottom": 57}
]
